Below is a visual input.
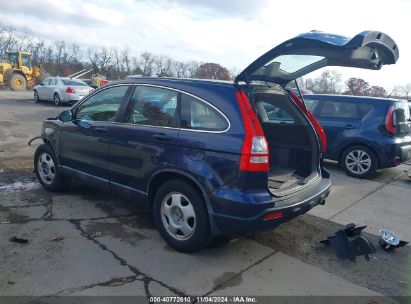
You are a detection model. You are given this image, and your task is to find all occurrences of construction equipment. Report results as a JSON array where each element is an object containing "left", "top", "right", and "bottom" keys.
[{"left": 0, "top": 51, "right": 41, "bottom": 91}]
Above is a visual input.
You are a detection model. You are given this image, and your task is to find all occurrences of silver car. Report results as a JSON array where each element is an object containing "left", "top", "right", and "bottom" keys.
[{"left": 33, "top": 77, "right": 93, "bottom": 106}]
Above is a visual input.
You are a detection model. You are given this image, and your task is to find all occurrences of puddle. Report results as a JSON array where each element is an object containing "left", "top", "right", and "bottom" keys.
[{"left": 0, "top": 181, "right": 41, "bottom": 194}]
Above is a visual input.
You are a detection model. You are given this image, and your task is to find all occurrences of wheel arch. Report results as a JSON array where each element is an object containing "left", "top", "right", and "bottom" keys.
[{"left": 147, "top": 169, "right": 220, "bottom": 235}]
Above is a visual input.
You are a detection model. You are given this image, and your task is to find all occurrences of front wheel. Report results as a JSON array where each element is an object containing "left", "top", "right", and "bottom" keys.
[
  {"left": 153, "top": 180, "right": 211, "bottom": 252},
  {"left": 341, "top": 145, "right": 378, "bottom": 179},
  {"left": 34, "top": 144, "right": 70, "bottom": 191}
]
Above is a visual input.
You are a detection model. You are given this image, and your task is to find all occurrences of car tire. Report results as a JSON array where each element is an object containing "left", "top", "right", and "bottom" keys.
[
  {"left": 153, "top": 180, "right": 211, "bottom": 252},
  {"left": 34, "top": 90, "right": 41, "bottom": 103},
  {"left": 54, "top": 93, "right": 61, "bottom": 106},
  {"left": 341, "top": 145, "right": 378, "bottom": 179},
  {"left": 34, "top": 144, "right": 70, "bottom": 192}
]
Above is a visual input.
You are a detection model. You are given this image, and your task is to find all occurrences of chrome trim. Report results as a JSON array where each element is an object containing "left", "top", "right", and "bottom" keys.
[
  {"left": 269, "top": 172, "right": 321, "bottom": 198},
  {"left": 73, "top": 83, "right": 231, "bottom": 134}
]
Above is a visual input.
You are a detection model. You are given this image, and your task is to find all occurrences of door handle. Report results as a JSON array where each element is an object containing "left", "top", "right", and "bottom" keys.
[
  {"left": 345, "top": 125, "right": 356, "bottom": 129},
  {"left": 153, "top": 133, "right": 172, "bottom": 141},
  {"left": 94, "top": 126, "right": 108, "bottom": 133}
]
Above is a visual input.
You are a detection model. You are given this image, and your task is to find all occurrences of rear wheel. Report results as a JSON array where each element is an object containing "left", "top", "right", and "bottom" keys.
[
  {"left": 153, "top": 180, "right": 211, "bottom": 252},
  {"left": 34, "top": 144, "right": 70, "bottom": 191},
  {"left": 9, "top": 74, "right": 26, "bottom": 91},
  {"left": 341, "top": 145, "right": 378, "bottom": 178},
  {"left": 54, "top": 93, "right": 61, "bottom": 106}
]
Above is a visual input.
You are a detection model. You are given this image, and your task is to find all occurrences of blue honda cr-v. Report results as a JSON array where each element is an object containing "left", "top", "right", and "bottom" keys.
[
  {"left": 31, "top": 31, "right": 399, "bottom": 251},
  {"left": 303, "top": 94, "right": 411, "bottom": 178}
]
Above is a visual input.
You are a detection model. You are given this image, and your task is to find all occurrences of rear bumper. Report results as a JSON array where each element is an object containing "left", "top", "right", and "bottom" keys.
[
  {"left": 212, "top": 177, "right": 331, "bottom": 234},
  {"left": 379, "top": 140, "right": 411, "bottom": 168}
]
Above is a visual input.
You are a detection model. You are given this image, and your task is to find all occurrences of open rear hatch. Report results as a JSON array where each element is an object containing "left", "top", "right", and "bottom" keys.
[{"left": 236, "top": 31, "right": 399, "bottom": 196}]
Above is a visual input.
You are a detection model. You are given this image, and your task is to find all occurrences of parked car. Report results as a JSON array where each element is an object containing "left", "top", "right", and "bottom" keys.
[
  {"left": 33, "top": 77, "right": 93, "bottom": 106},
  {"left": 31, "top": 30, "right": 399, "bottom": 252},
  {"left": 303, "top": 94, "right": 411, "bottom": 178}
]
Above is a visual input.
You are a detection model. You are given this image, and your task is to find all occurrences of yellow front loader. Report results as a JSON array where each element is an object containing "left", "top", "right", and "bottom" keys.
[{"left": 0, "top": 51, "right": 41, "bottom": 91}]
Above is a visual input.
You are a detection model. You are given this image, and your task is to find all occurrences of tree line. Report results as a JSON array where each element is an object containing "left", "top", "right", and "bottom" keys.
[
  {"left": 302, "top": 70, "right": 410, "bottom": 99},
  {"left": 0, "top": 23, "right": 231, "bottom": 81},
  {"left": 1, "top": 22, "right": 410, "bottom": 98}
]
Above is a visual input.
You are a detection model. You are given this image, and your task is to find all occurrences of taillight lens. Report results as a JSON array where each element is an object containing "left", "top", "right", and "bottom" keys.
[
  {"left": 236, "top": 90, "right": 269, "bottom": 172},
  {"left": 385, "top": 106, "right": 396, "bottom": 135},
  {"left": 66, "top": 87, "right": 75, "bottom": 93}
]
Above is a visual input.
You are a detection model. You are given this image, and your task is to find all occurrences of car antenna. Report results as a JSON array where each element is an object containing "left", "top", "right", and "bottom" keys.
[{"left": 387, "top": 88, "right": 395, "bottom": 98}]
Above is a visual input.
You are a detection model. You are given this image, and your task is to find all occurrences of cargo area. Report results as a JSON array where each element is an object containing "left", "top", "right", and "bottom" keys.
[{"left": 253, "top": 87, "right": 320, "bottom": 196}]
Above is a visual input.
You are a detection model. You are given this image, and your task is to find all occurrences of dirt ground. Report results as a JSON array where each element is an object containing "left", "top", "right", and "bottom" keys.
[{"left": 1, "top": 90, "right": 410, "bottom": 302}]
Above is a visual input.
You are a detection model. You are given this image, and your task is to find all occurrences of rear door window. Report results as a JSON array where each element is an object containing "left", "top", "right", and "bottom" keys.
[
  {"left": 319, "top": 100, "right": 360, "bottom": 119},
  {"left": 127, "top": 86, "right": 178, "bottom": 127},
  {"left": 180, "top": 94, "right": 228, "bottom": 131}
]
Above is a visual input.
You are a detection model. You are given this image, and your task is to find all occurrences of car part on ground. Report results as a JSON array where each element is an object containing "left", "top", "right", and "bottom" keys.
[
  {"left": 379, "top": 229, "right": 408, "bottom": 251},
  {"left": 9, "top": 236, "right": 29, "bottom": 244},
  {"left": 320, "top": 223, "right": 376, "bottom": 262}
]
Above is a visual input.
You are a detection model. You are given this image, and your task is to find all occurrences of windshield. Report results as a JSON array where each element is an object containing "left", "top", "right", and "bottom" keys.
[
  {"left": 62, "top": 79, "right": 88, "bottom": 86},
  {"left": 21, "top": 54, "right": 31, "bottom": 68}
]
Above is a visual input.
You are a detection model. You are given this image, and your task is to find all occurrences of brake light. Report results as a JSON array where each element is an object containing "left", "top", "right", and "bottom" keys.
[
  {"left": 66, "top": 87, "right": 75, "bottom": 93},
  {"left": 385, "top": 106, "right": 396, "bottom": 135},
  {"left": 288, "top": 91, "right": 326, "bottom": 153},
  {"left": 236, "top": 90, "right": 269, "bottom": 172},
  {"left": 263, "top": 212, "right": 283, "bottom": 220}
]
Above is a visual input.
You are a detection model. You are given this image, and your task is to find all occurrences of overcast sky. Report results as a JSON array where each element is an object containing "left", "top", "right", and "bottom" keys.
[{"left": 1, "top": 0, "right": 409, "bottom": 91}]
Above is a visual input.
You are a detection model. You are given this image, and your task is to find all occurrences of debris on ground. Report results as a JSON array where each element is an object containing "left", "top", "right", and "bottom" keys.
[
  {"left": 51, "top": 236, "right": 65, "bottom": 242},
  {"left": 320, "top": 223, "right": 376, "bottom": 262},
  {"left": 9, "top": 236, "right": 29, "bottom": 244},
  {"left": 379, "top": 229, "right": 408, "bottom": 251},
  {"left": 7, "top": 281, "right": 15, "bottom": 285}
]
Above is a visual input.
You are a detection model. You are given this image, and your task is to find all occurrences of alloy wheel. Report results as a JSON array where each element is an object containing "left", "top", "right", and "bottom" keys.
[
  {"left": 160, "top": 192, "right": 197, "bottom": 241},
  {"left": 345, "top": 149, "right": 372, "bottom": 175}
]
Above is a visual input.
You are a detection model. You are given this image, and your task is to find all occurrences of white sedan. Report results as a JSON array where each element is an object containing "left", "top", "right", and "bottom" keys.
[{"left": 33, "top": 77, "right": 93, "bottom": 106}]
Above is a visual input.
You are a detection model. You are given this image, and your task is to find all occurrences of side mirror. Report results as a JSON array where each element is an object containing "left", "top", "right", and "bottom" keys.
[{"left": 59, "top": 110, "right": 73, "bottom": 122}]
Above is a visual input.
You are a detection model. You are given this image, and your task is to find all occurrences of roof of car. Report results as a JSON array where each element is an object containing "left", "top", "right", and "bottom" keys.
[
  {"left": 304, "top": 94, "right": 405, "bottom": 103},
  {"left": 125, "top": 76, "right": 235, "bottom": 87}
]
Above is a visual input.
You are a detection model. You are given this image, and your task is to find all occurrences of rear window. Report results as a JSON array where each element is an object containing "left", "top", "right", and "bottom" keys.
[
  {"left": 62, "top": 79, "right": 88, "bottom": 86},
  {"left": 319, "top": 100, "right": 360, "bottom": 119},
  {"left": 180, "top": 94, "right": 228, "bottom": 131}
]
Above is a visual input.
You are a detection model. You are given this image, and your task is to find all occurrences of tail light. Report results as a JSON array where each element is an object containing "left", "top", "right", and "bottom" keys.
[
  {"left": 66, "top": 87, "right": 75, "bottom": 93},
  {"left": 385, "top": 106, "right": 396, "bottom": 135},
  {"left": 236, "top": 90, "right": 269, "bottom": 172},
  {"left": 288, "top": 91, "right": 327, "bottom": 153}
]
